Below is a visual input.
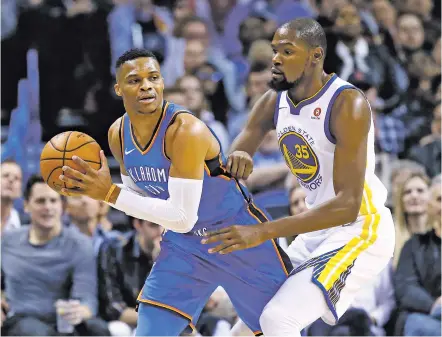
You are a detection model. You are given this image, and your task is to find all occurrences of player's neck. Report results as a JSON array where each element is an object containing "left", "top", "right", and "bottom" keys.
[
  {"left": 128, "top": 103, "right": 164, "bottom": 145},
  {"left": 287, "top": 71, "right": 330, "bottom": 105}
]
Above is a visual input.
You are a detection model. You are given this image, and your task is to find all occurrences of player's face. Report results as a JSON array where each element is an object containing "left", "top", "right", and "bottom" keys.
[
  {"left": 269, "top": 28, "right": 311, "bottom": 92},
  {"left": 25, "top": 183, "right": 63, "bottom": 230},
  {"left": 1, "top": 162, "right": 22, "bottom": 200},
  {"left": 115, "top": 57, "right": 164, "bottom": 115},
  {"left": 402, "top": 177, "right": 430, "bottom": 215}
]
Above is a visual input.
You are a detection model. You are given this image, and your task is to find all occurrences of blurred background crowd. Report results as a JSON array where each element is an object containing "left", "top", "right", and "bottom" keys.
[{"left": 1, "top": 0, "right": 441, "bottom": 336}]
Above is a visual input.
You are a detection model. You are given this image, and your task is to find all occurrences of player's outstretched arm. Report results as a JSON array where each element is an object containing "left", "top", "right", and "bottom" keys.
[
  {"left": 226, "top": 90, "right": 277, "bottom": 180},
  {"left": 203, "top": 89, "right": 371, "bottom": 253},
  {"left": 60, "top": 115, "right": 210, "bottom": 234},
  {"left": 104, "top": 114, "right": 210, "bottom": 233}
]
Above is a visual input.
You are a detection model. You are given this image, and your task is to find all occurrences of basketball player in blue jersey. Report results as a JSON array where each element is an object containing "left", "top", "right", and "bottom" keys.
[
  {"left": 57, "top": 48, "right": 292, "bottom": 336},
  {"left": 203, "top": 18, "right": 395, "bottom": 336}
]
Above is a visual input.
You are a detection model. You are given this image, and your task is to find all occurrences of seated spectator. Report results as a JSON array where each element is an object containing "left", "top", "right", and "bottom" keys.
[
  {"left": 195, "top": 62, "right": 230, "bottom": 125},
  {"left": 245, "top": 130, "right": 289, "bottom": 194},
  {"left": 280, "top": 179, "right": 307, "bottom": 249},
  {"left": 393, "top": 171, "right": 431, "bottom": 266},
  {"left": 195, "top": 287, "right": 236, "bottom": 336},
  {"left": 65, "top": 195, "right": 121, "bottom": 255},
  {"left": 0, "top": 160, "right": 22, "bottom": 233},
  {"left": 163, "top": 16, "right": 245, "bottom": 113},
  {"left": 228, "top": 61, "right": 272, "bottom": 139},
  {"left": 388, "top": 159, "right": 426, "bottom": 208},
  {"left": 97, "top": 217, "right": 162, "bottom": 336},
  {"left": 175, "top": 74, "right": 230, "bottom": 151},
  {"left": 247, "top": 40, "right": 273, "bottom": 68},
  {"left": 398, "top": 0, "right": 440, "bottom": 46},
  {"left": 229, "top": 16, "right": 268, "bottom": 86},
  {"left": 408, "top": 103, "right": 441, "bottom": 178},
  {"left": 325, "top": 3, "right": 408, "bottom": 111},
  {"left": 308, "top": 262, "right": 395, "bottom": 336},
  {"left": 1, "top": 175, "right": 109, "bottom": 336},
  {"left": 108, "top": 0, "right": 169, "bottom": 75},
  {"left": 163, "top": 86, "right": 188, "bottom": 107},
  {"left": 393, "top": 177, "right": 441, "bottom": 336}
]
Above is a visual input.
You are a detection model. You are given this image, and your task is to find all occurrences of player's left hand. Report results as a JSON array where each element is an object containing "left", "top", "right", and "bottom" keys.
[
  {"left": 59, "top": 150, "right": 113, "bottom": 201},
  {"left": 201, "top": 224, "right": 266, "bottom": 254}
]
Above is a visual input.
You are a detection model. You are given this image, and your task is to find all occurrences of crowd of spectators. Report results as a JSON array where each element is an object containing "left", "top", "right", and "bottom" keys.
[{"left": 1, "top": 0, "right": 440, "bottom": 336}]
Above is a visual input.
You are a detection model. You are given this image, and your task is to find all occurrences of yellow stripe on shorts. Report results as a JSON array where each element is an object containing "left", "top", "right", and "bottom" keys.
[{"left": 317, "top": 183, "right": 380, "bottom": 290}]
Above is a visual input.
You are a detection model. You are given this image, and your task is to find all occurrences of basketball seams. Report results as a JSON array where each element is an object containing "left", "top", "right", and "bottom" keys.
[
  {"left": 62, "top": 131, "right": 73, "bottom": 190},
  {"left": 41, "top": 131, "right": 102, "bottom": 193},
  {"left": 49, "top": 139, "right": 63, "bottom": 152},
  {"left": 46, "top": 166, "right": 63, "bottom": 186},
  {"left": 64, "top": 140, "right": 96, "bottom": 152},
  {"left": 40, "top": 158, "right": 101, "bottom": 165}
]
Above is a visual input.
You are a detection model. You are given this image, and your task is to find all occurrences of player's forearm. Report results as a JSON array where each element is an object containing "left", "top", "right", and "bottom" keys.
[
  {"left": 229, "top": 129, "right": 264, "bottom": 157},
  {"left": 119, "top": 307, "right": 138, "bottom": 326},
  {"left": 107, "top": 177, "right": 203, "bottom": 233},
  {"left": 260, "top": 193, "right": 360, "bottom": 239}
]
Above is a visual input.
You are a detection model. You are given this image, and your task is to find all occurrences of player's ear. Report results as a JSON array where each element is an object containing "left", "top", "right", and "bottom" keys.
[
  {"left": 311, "top": 47, "right": 324, "bottom": 64},
  {"left": 114, "top": 83, "right": 122, "bottom": 97}
]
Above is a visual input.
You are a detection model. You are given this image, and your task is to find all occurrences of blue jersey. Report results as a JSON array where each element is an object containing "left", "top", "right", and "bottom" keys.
[{"left": 121, "top": 100, "right": 251, "bottom": 231}]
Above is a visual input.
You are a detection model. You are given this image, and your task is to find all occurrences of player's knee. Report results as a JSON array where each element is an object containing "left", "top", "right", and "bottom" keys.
[{"left": 259, "top": 302, "right": 302, "bottom": 336}]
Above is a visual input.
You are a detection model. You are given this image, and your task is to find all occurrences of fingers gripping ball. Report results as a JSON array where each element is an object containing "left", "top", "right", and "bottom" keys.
[{"left": 40, "top": 131, "right": 102, "bottom": 196}]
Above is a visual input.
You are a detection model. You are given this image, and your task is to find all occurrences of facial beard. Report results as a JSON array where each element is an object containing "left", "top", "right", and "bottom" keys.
[{"left": 269, "top": 71, "right": 305, "bottom": 92}]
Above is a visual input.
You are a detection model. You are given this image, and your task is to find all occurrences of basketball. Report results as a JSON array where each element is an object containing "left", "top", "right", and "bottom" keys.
[{"left": 40, "top": 131, "right": 102, "bottom": 195}]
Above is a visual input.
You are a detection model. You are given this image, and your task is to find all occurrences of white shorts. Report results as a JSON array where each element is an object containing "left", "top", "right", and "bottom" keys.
[{"left": 285, "top": 207, "right": 395, "bottom": 325}]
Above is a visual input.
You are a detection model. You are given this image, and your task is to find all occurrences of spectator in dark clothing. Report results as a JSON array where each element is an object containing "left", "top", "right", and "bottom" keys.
[
  {"left": 324, "top": 3, "right": 408, "bottom": 111},
  {"left": 97, "top": 217, "right": 162, "bottom": 335},
  {"left": 1, "top": 175, "right": 109, "bottom": 336},
  {"left": 398, "top": 0, "right": 441, "bottom": 47},
  {"left": 394, "top": 177, "right": 441, "bottom": 336},
  {"left": 408, "top": 103, "right": 441, "bottom": 178}
]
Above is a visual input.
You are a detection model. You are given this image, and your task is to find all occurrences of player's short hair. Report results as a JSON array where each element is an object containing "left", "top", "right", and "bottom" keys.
[
  {"left": 24, "top": 174, "right": 45, "bottom": 201},
  {"left": 116, "top": 48, "right": 158, "bottom": 70},
  {"left": 280, "top": 18, "right": 327, "bottom": 55}
]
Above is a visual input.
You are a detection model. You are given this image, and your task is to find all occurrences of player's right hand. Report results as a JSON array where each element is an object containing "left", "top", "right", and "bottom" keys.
[{"left": 226, "top": 151, "right": 253, "bottom": 180}]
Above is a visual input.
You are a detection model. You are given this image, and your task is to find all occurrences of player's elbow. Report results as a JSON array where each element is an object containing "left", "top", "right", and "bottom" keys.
[
  {"left": 170, "top": 212, "right": 198, "bottom": 233},
  {"left": 343, "top": 196, "right": 361, "bottom": 223}
]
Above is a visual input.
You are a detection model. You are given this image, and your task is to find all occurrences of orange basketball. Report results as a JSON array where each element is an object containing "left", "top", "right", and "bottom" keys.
[{"left": 40, "top": 131, "right": 102, "bottom": 195}]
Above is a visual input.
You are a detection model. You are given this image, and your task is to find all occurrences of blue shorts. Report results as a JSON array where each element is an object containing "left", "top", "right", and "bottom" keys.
[{"left": 137, "top": 202, "right": 292, "bottom": 335}]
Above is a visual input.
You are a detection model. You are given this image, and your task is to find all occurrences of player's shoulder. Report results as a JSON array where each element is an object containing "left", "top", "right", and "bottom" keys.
[
  {"left": 256, "top": 89, "right": 279, "bottom": 110},
  {"left": 332, "top": 87, "right": 371, "bottom": 122},
  {"left": 108, "top": 116, "right": 124, "bottom": 160},
  {"left": 168, "top": 111, "right": 210, "bottom": 142},
  {"left": 108, "top": 116, "right": 123, "bottom": 137}
]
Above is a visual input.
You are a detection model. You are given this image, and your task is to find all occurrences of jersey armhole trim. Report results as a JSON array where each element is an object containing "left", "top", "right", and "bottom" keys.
[
  {"left": 324, "top": 85, "right": 355, "bottom": 144},
  {"left": 273, "top": 92, "right": 282, "bottom": 128},
  {"left": 162, "top": 110, "right": 193, "bottom": 161},
  {"left": 119, "top": 115, "right": 125, "bottom": 164}
]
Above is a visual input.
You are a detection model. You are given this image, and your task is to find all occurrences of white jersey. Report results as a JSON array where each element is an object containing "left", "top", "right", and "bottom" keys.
[{"left": 274, "top": 74, "right": 388, "bottom": 225}]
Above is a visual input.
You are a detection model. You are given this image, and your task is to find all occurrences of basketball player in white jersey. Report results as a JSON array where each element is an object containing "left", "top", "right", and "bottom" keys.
[{"left": 203, "top": 18, "right": 395, "bottom": 336}]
